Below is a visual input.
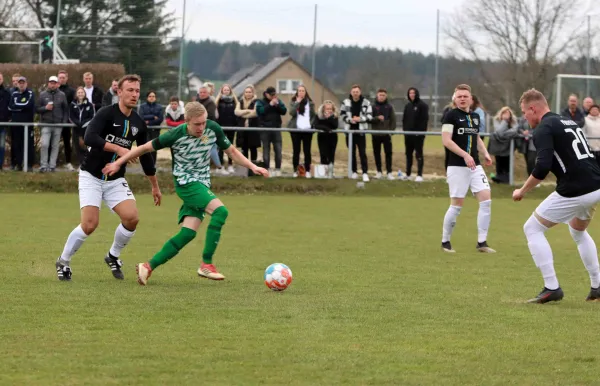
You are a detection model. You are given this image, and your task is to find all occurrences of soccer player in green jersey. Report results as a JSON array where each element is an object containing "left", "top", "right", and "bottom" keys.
[{"left": 102, "top": 102, "right": 269, "bottom": 285}]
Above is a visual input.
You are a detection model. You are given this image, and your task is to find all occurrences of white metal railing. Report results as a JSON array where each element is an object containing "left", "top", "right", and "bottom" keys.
[{"left": 1, "top": 122, "right": 544, "bottom": 185}]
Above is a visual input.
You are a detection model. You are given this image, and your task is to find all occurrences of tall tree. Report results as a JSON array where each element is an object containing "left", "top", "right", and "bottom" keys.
[{"left": 445, "top": 0, "right": 593, "bottom": 108}]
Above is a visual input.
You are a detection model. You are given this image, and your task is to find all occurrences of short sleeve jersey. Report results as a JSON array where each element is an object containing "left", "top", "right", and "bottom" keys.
[
  {"left": 441, "top": 108, "right": 481, "bottom": 167},
  {"left": 152, "top": 120, "right": 231, "bottom": 187},
  {"left": 532, "top": 112, "right": 600, "bottom": 197}
]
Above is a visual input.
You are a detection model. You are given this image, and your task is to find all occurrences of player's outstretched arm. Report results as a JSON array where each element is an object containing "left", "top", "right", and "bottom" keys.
[
  {"left": 224, "top": 145, "right": 269, "bottom": 177},
  {"left": 102, "top": 142, "right": 154, "bottom": 176}
]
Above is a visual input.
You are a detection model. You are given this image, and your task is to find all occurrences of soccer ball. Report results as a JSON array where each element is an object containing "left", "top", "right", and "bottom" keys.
[{"left": 264, "top": 263, "right": 293, "bottom": 291}]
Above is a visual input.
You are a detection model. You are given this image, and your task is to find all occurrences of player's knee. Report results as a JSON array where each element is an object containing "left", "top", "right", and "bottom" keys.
[
  {"left": 211, "top": 206, "right": 229, "bottom": 227},
  {"left": 479, "top": 199, "right": 492, "bottom": 210},
  {"left": 121, "top": 212, "right": 139, "bottom": 230},
  {"left": 81, "top": 218, "right": 99, "bottom": 235},
  {"left": 524, "top": 215, "right": 546, "bottom": 238}
]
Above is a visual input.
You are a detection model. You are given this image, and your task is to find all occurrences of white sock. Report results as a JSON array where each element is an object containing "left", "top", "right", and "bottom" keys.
[
  {"left": 109, "top": 224, "right": 136, "bottom": 258},
  {"left": 524, "top": 215, "right": 559, "bottom": 290},
  {"left": 570, "top": 227, "right": 600, "bottom": 288},
  {"left": 442, "top": 205, "right": 462, "bottom": 243},
  {"left": 60, "top": 225, "right": 88, "bottom": 263},
  {"left": 477, "top": 200, "right": 492, "bottom": 243}
]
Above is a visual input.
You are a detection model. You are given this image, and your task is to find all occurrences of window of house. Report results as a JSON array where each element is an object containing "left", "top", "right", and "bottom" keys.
[{"left": 276, "top": 79, "right": 303, "bottom": 94}]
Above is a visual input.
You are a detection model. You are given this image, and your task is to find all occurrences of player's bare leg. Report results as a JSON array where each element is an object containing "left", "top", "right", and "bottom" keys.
[
  {"left": 474, "top": 189, "right": 495, "bottom": 253},
  {"left": 197, "top": 198, "right": 228, "bottom": 280},
  {"left": 569, "top": 217, "right": 600, "bottom": 301},
  {"left": 106, "top": 199, "right": 139, "bottom": 279},
  {"left": 441, "top": 197, "right": 463, "bottom": 253},
  {"left": 524, "top": 213, "right": 564, "bottom": 303},
  {"left": 56, "top": 206, "right": 100, "bottom": 281}
]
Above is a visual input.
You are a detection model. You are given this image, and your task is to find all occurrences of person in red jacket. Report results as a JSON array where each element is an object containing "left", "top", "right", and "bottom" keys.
[{"left": 165, "top": 96, "right": 185, "bottom": 128}]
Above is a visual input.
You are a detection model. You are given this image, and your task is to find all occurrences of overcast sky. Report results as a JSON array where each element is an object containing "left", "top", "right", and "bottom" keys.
[{"left": 166, "top": 0, "right": 468, "bottom": 55}]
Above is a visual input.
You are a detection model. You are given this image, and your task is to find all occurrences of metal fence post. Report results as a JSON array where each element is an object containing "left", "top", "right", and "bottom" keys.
[
  {"left": 347, "top": 131, "right": 353, "bottom": 179},
  {"left": 509, "top": 139, "right": 515, "bottom": 186},
  {"left": 23, "top": 125, "right": 29, "bottom": 172}
]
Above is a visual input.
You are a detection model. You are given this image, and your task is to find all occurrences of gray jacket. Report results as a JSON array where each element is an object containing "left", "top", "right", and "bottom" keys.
[
  {"left": 36, "top": 88, "right": 69, "bottom": 124},
  {"left": 488, "top": 119, "right": 518, "bottom": 157}
]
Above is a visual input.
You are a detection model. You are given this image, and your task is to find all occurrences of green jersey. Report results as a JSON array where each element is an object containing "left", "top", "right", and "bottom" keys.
[{"left": 152, "top": 121, "right": 231, "bottom": 187}]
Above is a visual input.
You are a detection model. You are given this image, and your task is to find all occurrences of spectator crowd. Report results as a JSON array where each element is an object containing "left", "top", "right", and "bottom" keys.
[{"left": 0, "top": 69, "right": 598, "bottom": 184}]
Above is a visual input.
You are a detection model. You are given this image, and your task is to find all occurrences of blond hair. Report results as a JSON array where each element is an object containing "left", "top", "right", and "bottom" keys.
[
  {"left": 184, "top": 102, "right": 207, "bottom": 121},
  {"left": 454, "top": 84, "right": 471, "bottom": 93},
  {"left": 215, "top": 83, "right": 239, "bottom": 107},
  {"left": 494, "top": 106, "right": 517, "bottom": 125},
  {"left": 519, "top": 89, "right": 548, "bottom": 106}
]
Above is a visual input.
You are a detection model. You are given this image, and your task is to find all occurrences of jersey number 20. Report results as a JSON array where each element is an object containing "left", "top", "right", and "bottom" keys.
[{"left": 565, "top": 128, "right": 594, "bottom": 160}]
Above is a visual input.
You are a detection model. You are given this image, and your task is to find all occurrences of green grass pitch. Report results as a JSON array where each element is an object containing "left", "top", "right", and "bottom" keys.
[{"left": 1, "top": 193, "right": 599, "bottom": 385}]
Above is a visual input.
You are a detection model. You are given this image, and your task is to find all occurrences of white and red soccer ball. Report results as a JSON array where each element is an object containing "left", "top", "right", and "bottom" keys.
[{"left": 264, "top": 263, "right": 293, "bottom": 291}]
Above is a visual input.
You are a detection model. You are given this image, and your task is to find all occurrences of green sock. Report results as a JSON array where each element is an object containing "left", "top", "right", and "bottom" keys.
[
  {"left": 202, "top": 206, "right": 229, "bottom": 264},
  {"left": 149, "top": 227, "right": 197, "bottom": 270}
]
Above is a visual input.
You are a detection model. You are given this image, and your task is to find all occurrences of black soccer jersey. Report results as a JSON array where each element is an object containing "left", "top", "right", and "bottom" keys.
[
  {"left": 532, "top": 112, "right": 600, "bottom": 197},
  {"left": 81, "top": 104, "right": 156, "bottom": 181},
  {"left": 441, "top": 108, "right": 481, "bottom": 167}
]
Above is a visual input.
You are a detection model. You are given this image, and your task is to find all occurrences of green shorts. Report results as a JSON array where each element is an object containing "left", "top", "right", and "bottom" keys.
[{"left": 175, "top": 182, "right": 218, "bottom": 224}]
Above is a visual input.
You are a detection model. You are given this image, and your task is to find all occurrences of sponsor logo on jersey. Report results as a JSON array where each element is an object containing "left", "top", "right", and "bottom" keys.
[
  {"left": 457, "top": 127, "right": 479, "bottom": 135},
  {"left": 105, "top": 134, "right": 132, "bottom": 147},
  {"left": 561, "top": 119, "right": 577, "bottom": 126}
]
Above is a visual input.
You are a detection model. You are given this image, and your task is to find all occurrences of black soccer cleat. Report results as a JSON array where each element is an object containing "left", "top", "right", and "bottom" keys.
[
  {"left": 441, "top": 241, "right": 455, "bottom": 253},
  {"left": 586, "top": 287, "right": 600, "bottom": 302},
  {"left": 104, "top": 254, "right": 124, "bottom": 280},
  {"left": 56, "top": 259, "right": 72, "bottom": 281},
  {"left": 527, "top": 287, "right": 564, "bottom": 304}
]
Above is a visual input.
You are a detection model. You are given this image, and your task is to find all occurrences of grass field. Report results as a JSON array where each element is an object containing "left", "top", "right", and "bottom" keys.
[{"left": 2, "top": 192, "right": 600, "bottom": 385}]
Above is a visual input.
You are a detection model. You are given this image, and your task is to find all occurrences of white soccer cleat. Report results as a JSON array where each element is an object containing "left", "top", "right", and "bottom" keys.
[
  {"left": 198, "top": 263, "right": 225, "bottom": 280},
  {"left": 415, "top": 176, "right": 424, "bottom": 182},
  {"left": 136, "top": 262, "right": 152, "bottom": 286},
  {"left": 362, "top": 173, "right": 370, "bottom": 182},
  {"left": 477, "top": 241, "right": 496, "bottom": 253}
]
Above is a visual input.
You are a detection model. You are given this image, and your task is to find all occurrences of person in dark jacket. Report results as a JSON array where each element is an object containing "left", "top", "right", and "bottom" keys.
[
  {"left": 371, "top": 88, "right": 396, "bottom": 180},
  {"left": 402, "top": 87, "right": 429, "bottom": 181},
  {"left": 234, "top": 85, "right": 261, "bottom": 164},
  {"left": 215, "top": 84, "right": 240, "bottom": 173},
  {"left": 8, "top": 76, "right": 35, "bottom": 170},
  {"left": 197, "top": 85, "right": 217, "bottom": 120},
  {"left": 58, "top": 70, "right": 76, "bottom": 170},
  {"left": 70, "top": 87, "right": 95, "bottom": 165},
  {"left": 340, "top": 84, "right": 372, "bottom": 182},
  {"left": 0, "top": 73, "right": 11, "bottom": 170},
  {"left": 138, "top": 90, "right": 164, "bottom": 166},
  {"left": 256, "top": 86, "right": 287, "bottom": 176},
  {"left": 488, "top": 106, "right": 518, "bottom": 184},
  {"left": 102, "top": 79, "right": 120, "bottom": 107},
  {"left": 288, "top": 85, "right": 316, "bottom": 178},
  {"left": 561, "top": 94, "right": 586, "bottom": 128},
  {"left": 314, "top": 100, "right": 339, "bottom": 178},
  {"left": 82, "top": 72, "right": 104, "bottom": 112}
]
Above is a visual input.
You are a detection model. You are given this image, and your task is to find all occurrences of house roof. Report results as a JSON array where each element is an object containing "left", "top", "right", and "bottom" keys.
[
  {"left": 229, "top": 56, "right": 292, "bottom": 96},
  {"left": 226, "top": 64, "right": 262, "bottom": 90}
]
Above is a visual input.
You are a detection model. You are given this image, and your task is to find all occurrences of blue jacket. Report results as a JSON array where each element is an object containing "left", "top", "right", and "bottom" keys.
[
  {"left": 8, "top": 88, "right": 35, "bottom": 123},
  {"left": 139, "top": 102, "right": 164, "bottom": 127}
]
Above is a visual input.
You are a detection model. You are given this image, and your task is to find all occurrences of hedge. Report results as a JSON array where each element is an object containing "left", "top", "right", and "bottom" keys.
[{"left": 0, "top": 63, "right": 126, "bottom": 92}]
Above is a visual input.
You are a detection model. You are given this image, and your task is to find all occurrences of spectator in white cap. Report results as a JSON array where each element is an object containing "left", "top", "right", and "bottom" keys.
[{"left": 36, "top": 75, "right": 69, "bottom": 172}]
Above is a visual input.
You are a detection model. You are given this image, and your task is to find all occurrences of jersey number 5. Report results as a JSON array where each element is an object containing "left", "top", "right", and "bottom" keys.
[{"left": 565, "top": 128, "right": 594, "bottom": 160}]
